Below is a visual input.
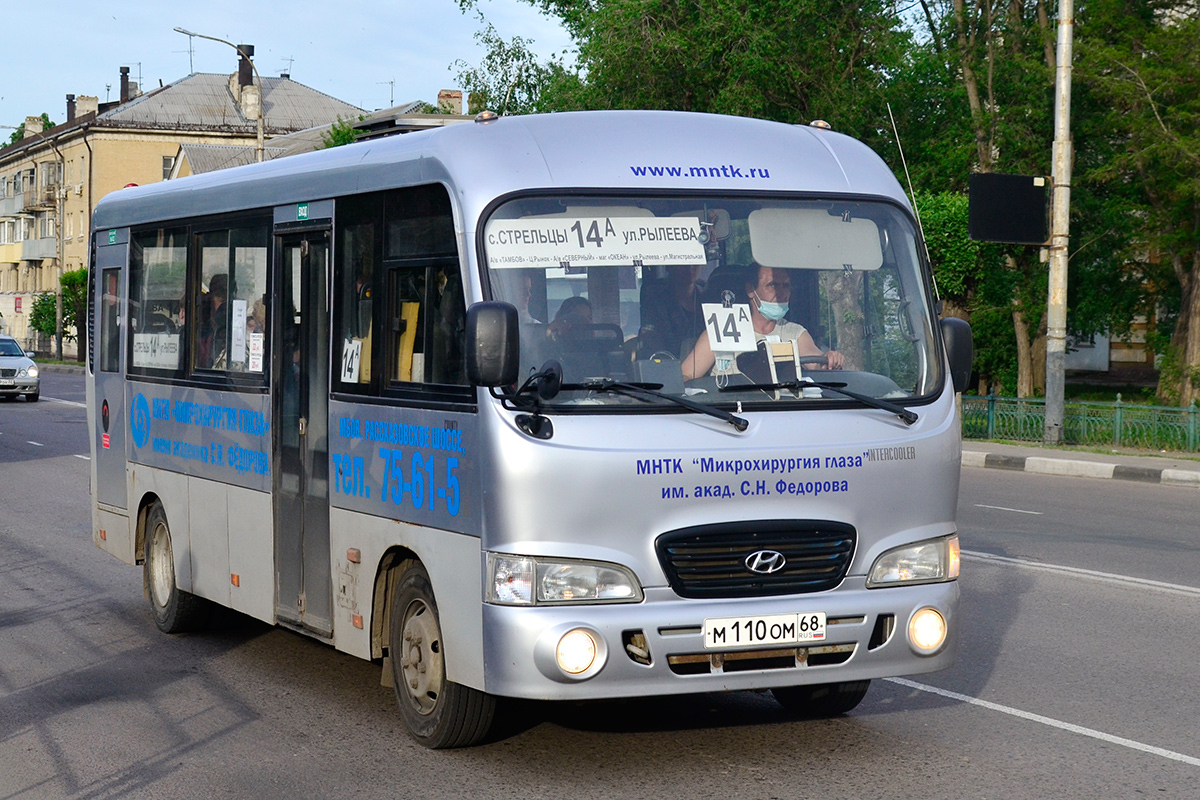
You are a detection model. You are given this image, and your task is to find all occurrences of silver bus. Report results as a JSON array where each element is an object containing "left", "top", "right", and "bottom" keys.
[{"left": 88, "top": 110, "right": 973, "bottom": 748}]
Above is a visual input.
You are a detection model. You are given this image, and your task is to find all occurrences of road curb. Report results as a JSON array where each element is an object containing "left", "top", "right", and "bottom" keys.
[
  {"left": 963, "top": 450, "right": 1200, "bottom": 489},
  {"left": 38, "top": 363, "right": 85, "bottom": 374}
]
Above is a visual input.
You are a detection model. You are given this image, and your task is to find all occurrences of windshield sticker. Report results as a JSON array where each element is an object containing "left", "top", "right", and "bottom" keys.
[{"left": 485, "top": 216, "right": 705, "bottom": 270}]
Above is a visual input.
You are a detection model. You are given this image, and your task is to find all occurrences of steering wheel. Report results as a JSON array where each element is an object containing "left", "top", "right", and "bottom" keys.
[{"left": 797, "top": 354, "right": 829, "bottom": 367}]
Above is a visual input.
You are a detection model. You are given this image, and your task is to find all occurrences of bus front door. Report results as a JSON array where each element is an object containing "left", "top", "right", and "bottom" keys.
[{"left": 275, "top": 232, "right": 332, "bottom": 636}]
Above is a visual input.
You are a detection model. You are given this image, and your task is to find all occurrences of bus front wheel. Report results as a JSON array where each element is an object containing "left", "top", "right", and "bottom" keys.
[
  {"left": 143, "top": 501, "right": 210, "bottom": 633},
  {"left": 389, "top": 562, "right": 496, "bottom": 748},
  {"left": 773, "top": 680, "right": 870, "bottom": 717}
]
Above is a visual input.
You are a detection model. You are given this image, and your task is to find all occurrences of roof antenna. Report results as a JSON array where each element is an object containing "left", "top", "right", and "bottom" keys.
[{"left": 887, "top": 101, "right": 940, "bottom": 306}]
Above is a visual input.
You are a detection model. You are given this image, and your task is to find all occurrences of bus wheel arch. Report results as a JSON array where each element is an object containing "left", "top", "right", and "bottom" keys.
[{"left": 140, "top": 497, "right": 210, "bottom": 633}]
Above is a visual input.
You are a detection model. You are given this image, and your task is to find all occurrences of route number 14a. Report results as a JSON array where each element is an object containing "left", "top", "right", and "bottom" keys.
[{"left": 701, "top": 303, "right": 756, "bottom": 353}]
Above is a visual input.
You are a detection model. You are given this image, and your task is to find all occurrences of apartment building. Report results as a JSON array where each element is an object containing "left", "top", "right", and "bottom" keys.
[{"left": 0, "top": 52, "right": 361, "bottom": 351}]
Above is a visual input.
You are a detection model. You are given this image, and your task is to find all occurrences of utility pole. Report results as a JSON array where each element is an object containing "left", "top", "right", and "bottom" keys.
[
  {"left": 174, "top": 28, "right": 265, "bottom": 162},
  {"left": 1044, "top": 0, "right": 1074, "bottom": 445}
]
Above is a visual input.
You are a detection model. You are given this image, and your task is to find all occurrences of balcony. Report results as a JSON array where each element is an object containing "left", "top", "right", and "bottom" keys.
[
  {"left": 27, "top": 184, "right": 59, "bottom": 210},
  {"left": 21, "top": 236, "right": 57, "bottom": 261},
  {"left": 0, "top": 193, "right": 24, "bottom": 216}
]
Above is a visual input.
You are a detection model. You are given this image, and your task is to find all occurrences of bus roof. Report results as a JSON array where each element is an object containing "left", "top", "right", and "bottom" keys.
[{"left": 92, "top": 110, "right": 909, "bottom": 231}]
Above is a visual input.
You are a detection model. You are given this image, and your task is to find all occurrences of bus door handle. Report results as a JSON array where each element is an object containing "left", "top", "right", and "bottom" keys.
[{"left": 299, "top": 417, "right": 307, "bottom": 436}]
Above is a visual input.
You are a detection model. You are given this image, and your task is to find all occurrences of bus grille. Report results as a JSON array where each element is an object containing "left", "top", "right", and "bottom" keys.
[{"left": 655, "top": 520, "right": 856, "bottom": 598}]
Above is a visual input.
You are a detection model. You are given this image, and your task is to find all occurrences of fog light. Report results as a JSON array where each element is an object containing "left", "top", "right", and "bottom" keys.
[
  {"left": 556, "top": 629, "right": 598, "bottom": 674},
  {"left": 908, "top": 607, "right": 947, "bottom": 653}
]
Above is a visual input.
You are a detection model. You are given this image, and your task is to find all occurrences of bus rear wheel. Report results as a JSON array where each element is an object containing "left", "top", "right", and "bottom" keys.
[
  {"left": 773, "top": 680, "right": 870, "bottom": 717},
  {"left": 389, "top": 562, "right": 496, "bottom": 748},
  {"left": 143, "top": 501, "right": 210, "bottom": 633}
]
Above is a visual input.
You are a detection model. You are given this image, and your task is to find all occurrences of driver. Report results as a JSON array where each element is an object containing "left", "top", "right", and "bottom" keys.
[{"left": 681, "top": 264, "right": 843, "bottom": 380}]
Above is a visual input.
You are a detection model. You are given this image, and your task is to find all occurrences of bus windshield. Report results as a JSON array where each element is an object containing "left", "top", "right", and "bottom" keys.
[{"left": 483, "top": 195, "right": 941, "bottom": 409}]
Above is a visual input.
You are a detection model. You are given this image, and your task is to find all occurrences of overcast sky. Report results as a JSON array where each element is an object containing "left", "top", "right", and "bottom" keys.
[{"left": 0, "top": 0, "right": 573, "bottom": 128}]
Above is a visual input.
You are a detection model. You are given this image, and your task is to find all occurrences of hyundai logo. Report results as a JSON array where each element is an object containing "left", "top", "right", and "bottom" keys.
[{"left": 744, "top": 550, "right": 786, "bottom": 574}]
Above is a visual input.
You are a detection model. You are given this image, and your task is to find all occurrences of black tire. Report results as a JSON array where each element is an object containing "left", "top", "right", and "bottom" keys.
[
  {"left": 773, "top": 680, "right": 870, "bottom": 717},
  {"left": 389, "top": 562, "right": 496, "bottom": 748},
  {"left": 25, "top": 390, "right": 39, "bottom": 402},
  {"left": 143, "top": 501, "right": 210, "bottom": 633}
]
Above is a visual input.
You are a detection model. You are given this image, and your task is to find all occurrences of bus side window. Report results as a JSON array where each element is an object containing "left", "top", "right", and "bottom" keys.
[
  {"left": 128, "top": 229, "right": 187, "bottom": 378},
  {"left": 195, "top": 225, "right": 268, "bottom": 375},
  {"left": 100, "top": 268, "right": 121, "bottom": 373},
  {"left": 335, "top": 214, "right": 377, "bottom": 390}
]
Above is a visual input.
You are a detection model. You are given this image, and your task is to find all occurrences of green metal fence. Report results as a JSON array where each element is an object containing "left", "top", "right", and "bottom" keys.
[{"left": 962, "top": 394, "right": 1200, "bottom": 452}]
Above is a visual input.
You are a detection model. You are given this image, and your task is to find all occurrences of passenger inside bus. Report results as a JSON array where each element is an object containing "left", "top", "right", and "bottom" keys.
[
  {"left": 637, "top": 263, "right": 705, "bottom": 359},
  {"left": 680, "top": 264, "right": 843, "bottom": 381},
  {"left": 199, "top": 273, "right": 229, "bottom": 369},
  {"left": 547, "top": 295, "right": 592, "bottom": 341}
]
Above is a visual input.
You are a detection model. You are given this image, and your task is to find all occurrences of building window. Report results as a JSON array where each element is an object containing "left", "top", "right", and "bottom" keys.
[{"left": 162, "top": 156, "right": 176, "bottom": 181}]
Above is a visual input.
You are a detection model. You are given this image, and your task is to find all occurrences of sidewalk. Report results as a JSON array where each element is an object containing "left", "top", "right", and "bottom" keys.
[{"left": 962, "top": 440, "right": 1200, "bottom": 489}]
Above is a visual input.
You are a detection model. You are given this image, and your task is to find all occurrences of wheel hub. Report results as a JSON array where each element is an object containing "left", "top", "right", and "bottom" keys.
[
  {"left": 399, "top": 600, "right": 444, "bottom": 715},
  {"left": 149, "top": 522, "right": 174, "bottom": 608}
]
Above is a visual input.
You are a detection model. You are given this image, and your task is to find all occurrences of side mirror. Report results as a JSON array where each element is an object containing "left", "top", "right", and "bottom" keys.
[
  {"left": 466, "top": 301, "right": 519, "bottom": 387},
  {"left": 939, "top": 317, "right": 973, "bottom": 394}
]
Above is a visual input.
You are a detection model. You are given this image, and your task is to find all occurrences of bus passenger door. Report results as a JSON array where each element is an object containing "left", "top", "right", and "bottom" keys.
[
  {"left": 93, "top": 235, "right": 128, "bottom": 511},
  {"left": 275, "top": 232, "right": 332, "bottom": 636}
]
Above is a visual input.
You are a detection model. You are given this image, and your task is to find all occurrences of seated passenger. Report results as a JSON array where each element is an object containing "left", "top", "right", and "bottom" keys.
[
  {"left": 680, "top": 264, "right": 843, "bottom": 380},
  {"left": 637, "top": 263, "right": 705, "bottom": 358},
  {"left": 547, "top": 295, "right": 592, "bottom": 340}
]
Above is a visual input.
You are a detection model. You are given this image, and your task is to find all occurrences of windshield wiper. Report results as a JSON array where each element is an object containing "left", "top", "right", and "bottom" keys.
[
  {"left": 719, "top": 379, "right": 918, "bottom": 426},
  {"left": 565, "top": 377, "right": 749, "bottom": 432}
]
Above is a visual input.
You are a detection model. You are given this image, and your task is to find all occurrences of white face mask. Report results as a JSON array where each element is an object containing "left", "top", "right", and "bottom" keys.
[{"left": 753, "top": 292, "right": 789, "bottom": 322}]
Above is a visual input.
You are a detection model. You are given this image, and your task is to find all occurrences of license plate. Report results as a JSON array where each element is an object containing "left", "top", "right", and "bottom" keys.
[
  {"left": 0, "top": 379, "right": 13, "bottom": 386},
  {"left": 703, "top": 612, "right": 826, "bottom": 649}
]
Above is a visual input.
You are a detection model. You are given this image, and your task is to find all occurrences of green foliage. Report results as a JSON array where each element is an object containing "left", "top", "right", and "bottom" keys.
[
  {"left": 319, "top": 115, "right": 364, "bottom": 149},
  {"left": 5, "top": 113, "right": 56, "bottom": 146},
  {"left": 1076, "top": 1, "right": 1200, "bottom": 403},
  {"left": 455, "top": 17, "right": 567, "bottom": 115},
  {"left": 28, "top": 293, "right": 57, "bottom": 339},
  {"left": 918, "top": 191, "right": 1019, "bottom": 392},
  {"left": 60, "top": 268, "right": 87, "bottom": 339}
]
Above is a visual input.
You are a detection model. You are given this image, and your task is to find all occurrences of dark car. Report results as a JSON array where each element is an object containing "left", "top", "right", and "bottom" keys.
[{"left": 0, "top": 335, "right": 39, "bottom": 402}]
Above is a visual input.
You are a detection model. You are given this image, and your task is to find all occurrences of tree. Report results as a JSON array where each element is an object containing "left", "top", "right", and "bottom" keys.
[
  {"left": 28, "top": 293, "right": 57, "bottom": 342},
  {"left": 1077, "top": 1, "right": 1200, "bottom": 405},
  {"left": 319, "top": 115, "right": 365, "bottom": 149},
  {"left": 920, "top": 191, "right": 1019, "bottom": 393},
  {"left": 456, "top": 0, "right": 911, "bottom": 143},
  {"left": 454, "top": 17, "right": 566, "bottom": 115},
  {"left": 5, "top": 113, "right": 56, "bottom": 146},
  {"left": 61, "top": 268, "right": 88, "bottom": 360}
]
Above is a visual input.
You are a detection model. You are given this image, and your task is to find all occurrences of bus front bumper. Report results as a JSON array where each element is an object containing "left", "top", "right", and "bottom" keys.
[{"left": 480, "top": 577, "right": 958, "bottom": 700}]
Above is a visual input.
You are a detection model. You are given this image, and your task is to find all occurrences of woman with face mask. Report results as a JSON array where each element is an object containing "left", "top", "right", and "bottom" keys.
[{"left": 681, "top": 263, "right": 843, "bottom": 380}]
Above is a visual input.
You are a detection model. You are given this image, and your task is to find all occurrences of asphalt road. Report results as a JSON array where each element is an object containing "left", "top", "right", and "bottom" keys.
[{"left": 2, "top": 373, "right": 1198, "bottom": 799}]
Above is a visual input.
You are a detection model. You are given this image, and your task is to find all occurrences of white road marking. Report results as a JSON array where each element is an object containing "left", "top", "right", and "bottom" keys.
[
  {"left": 886, "top": 676, "right": 1200, "bottom": 767},
  {"left": 27, "top": 441, "right": 43, "bottom": 447},
  {"left": 44, "top": 396, "right": 86, "bottom": 408},
  {"left": 962, "top": 550, "right": 1200, "bottom": 598},
  {"left": 974, "top": 503, "right": 1043, "bottom": 515},
  {"left": 74, "top": 454, "right": 91, "bottom": 461}
]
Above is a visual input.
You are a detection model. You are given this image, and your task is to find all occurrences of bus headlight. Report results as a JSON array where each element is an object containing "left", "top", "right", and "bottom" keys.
[
  {"left": 867, "top": 535, "right": 960, "bottom": 588},
  {"left": 487, "top": 553, "right": 643, "bottom": 605}
]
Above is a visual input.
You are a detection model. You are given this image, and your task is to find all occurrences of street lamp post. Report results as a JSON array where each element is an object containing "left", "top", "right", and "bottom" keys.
[{"left": 173, "top": 27, "right": 265, "bottom": 163}]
